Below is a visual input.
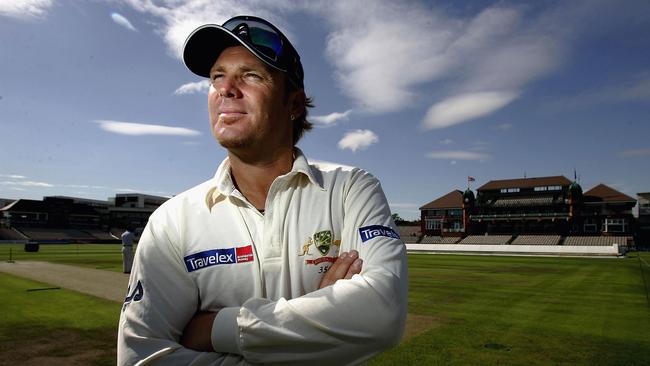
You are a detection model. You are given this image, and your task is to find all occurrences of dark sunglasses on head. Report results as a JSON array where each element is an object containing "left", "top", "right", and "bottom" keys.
[
  {"left": 222, "top": 16, "right": 303, "bottom": 87},
  {"left": 223, "top": 17, "right": 283, "bottom": 61}
]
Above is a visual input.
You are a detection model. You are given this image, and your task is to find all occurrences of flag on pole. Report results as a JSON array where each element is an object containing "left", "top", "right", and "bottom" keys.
[{"left": 468, "top": 176, "right": 476, "bottom": 182}]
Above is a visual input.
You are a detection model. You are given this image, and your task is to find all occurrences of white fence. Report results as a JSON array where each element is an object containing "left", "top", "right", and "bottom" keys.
[{"left": 406, "top": 243, "right": 622, "bottom": 256}]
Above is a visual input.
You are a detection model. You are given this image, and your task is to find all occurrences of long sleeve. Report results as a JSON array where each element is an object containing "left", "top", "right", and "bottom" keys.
[
  {"left": 117, "top": 215, "right": 248, "bottom": 366},
  {"left": 212, "top": 170, "right": 408, "bottom": 365}
]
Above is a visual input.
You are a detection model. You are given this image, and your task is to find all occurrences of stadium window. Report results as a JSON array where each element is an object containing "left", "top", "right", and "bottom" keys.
[
  {"left": 506, "top": 188, "right": 520, "bottom": 193},
  {"left": 452, "top": 221, "right": 462, "bottom": 232},
  {"left": 584, "top": 218, "right": 597, "bottom": 233},
  {"left": 425, "top": 218, "right": 442, "bottom": 230},
  {"left": 604, "top": 218, "right": 627, "bottom": 233},
  {"left": 548, "top": 185, "right": 561, "bottom": 191},
  {"left": 534, "top": 186, "right": 547, "bottom": 191}
]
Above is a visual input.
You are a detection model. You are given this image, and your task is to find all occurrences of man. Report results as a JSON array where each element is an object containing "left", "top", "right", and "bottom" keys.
[
  {"left": 118, "top": 15, "right": 407, "bottom": 366},
  {"left": 121, "top": 226, "right": 136, "bottom": 274}
]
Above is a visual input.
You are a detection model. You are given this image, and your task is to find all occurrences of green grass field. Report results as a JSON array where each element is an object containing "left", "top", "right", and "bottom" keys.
[
  {"left": 0, "top": 272, "right": 120, "bottom": 366},
  {"left": 0, "top": 243, "right": 126, "bottom": 272},
  {"left": 1, "top": 244, "right": 649, "bottom": 365},
  {"left": 372, "top": 252, "right": 650, "bottom": 366}
]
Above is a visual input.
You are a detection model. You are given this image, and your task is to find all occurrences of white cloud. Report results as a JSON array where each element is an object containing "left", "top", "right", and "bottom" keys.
[
  {"left": 619, "top": 76, "right": 650, "bottom": 101},
  {"left": 309, "top": 158, "right": 355, "bottom": 170},
  {"left": 117, "top": 188, "right": 138, "bottom": 193},
  {"left": 423, "top": 91, "right": 518, "bottom": 129},
  {"left": 0, "top": 174, "right": 26, "bottom": 179},
  {"left": 65, "top": 184, "right": 91, "bottom": 189},
  {"left": 1, "top": 180, "right": 54, "bottom": 187},
  {"left": 121, "top": 0, "right": 298, "bottom": 59},
  {"left": 0, "top": 0, "right": 53, "bottom": 19},
  {"left": 323, "top": 1, "right": 456, "bottom": 113},
  {"left": 111, "top": 12, "right": 138, "bottom": 31},
  {"left": 618, "top": 148, "right": 650, "bottom": 157},
  {"left": 319, "top": 0, "right": 580, "bottom": 123},
  {"left": 470, "top": 141, "right": 492, "bottom": 152},
  {"left": 426, "top": 150, "right": 491, "bottom": 161},
  {"left": 63, "top": 184, "right": 110, "bottom": 189},
  {"left": 95, "top": 120, "right": 201, "bottom": 136},
  {"left": 495, "top": 123, "right": 513, "bottom": 131},
  {"left": 338, "top": 129, "right": 378, "bottom": 152},
  {"left": 175, "top": 80, "right": 210, "bottom": 95},
  {"left": 440, "top": 139, "right": 454, "bottom": 145},
  {"left": 311, "top": 109, "right": 353, "bottom": 127}
]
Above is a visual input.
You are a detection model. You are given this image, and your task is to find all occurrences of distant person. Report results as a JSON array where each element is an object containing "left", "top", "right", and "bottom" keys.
[
  {"left": 118, "top": 15, "right": 408, "bottom": 365},
  {"left": 121, "top": 226, "right": 136, "bottom": 274}
]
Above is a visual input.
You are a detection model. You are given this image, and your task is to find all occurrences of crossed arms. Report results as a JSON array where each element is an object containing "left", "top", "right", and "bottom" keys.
[{"left": 180, "top": 250, "right": 365, "bottom": 351}]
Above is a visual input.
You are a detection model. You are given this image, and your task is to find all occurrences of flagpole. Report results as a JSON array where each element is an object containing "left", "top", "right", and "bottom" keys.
[{"left": 467, "top": 176, "right": 475, "bottom": 190}]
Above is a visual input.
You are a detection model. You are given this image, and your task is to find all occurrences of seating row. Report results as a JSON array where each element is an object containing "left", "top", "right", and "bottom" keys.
[
  {"left": 413, "top": 235, "right": 631, "bottom": 247},
  {"left": 458, "top": 235, "right": 513, "bottom": 245},
  {"left": 563, "top": 236, "right": 632, "bottom": 246},
  {"left": 511, "top": 235, "right": 561, "bottom": 245}
]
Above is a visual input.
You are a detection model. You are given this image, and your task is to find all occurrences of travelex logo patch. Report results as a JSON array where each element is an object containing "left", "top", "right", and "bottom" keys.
[
  {"left": 184, "top": 245, "right": 254, "bottom": 273},
  {"left": 359, "top": 225, "right": 400, "bottom": 242}
]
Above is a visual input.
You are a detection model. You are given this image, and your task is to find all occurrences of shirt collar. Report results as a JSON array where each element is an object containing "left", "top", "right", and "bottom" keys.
[
  {"left": 205, "top": 148, "right": 324, "bottom": 210},
  {"left": 291, "top": 148, "right": 324, "bottom": 189}
]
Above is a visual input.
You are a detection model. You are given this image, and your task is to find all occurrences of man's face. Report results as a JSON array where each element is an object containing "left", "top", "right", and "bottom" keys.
[{"left": 207, "top": 46, "right": 294, "bottom": 154}]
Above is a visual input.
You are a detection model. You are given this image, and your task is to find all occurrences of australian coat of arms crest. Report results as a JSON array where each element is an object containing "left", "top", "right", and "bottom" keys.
[
  {"left": 299, "top": 230, "right": 341, "bottom": 258},
  {"left": 313, "top": 230, "right": 332, "bottom": 255}
]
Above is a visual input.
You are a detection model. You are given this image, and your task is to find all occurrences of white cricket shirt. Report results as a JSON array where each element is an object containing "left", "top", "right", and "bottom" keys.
[{"left": 117, "top": 149, "right": 408, "bottom": 365}]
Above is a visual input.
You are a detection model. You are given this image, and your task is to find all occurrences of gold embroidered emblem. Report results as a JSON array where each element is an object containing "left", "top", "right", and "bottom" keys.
[
  {"left": 299, "top": 238, "right": 313, "bottom": 256},
  {"left": 313, "top": 230, "right": 332, "bottom": 255},
  {"left": 298, "top": 231, "right": 341, "bottom": 257}
]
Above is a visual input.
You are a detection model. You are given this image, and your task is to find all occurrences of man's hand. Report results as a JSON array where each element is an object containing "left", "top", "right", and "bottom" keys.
[
  {"left": 319, "top": 250, "right": 363, "bottom": 289},
  {"left": 180, "top": 311, "right": 218, "bottom": 352}
]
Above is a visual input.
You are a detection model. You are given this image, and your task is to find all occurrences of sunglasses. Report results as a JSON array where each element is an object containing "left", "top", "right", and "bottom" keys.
[
  {"left": 221, "top": 16, "right": 303, "bottom": 87},
  {"left": 223, "top": 17, "right": 284, "bottom": 61}
]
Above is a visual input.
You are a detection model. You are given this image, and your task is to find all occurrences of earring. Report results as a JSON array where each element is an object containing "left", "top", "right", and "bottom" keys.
[{"left": 290, "top": 114, "right": 296, "bottom": 121}]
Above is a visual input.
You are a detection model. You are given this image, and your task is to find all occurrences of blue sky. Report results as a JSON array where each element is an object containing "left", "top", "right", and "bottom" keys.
[{"left": 1, "top": 0, "right": 649, "bottom": 220}]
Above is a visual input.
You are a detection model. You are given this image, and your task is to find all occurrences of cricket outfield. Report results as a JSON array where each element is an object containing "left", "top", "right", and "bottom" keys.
[{"left": 0, "top": 244, "right": 648, "bottom": 365}]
